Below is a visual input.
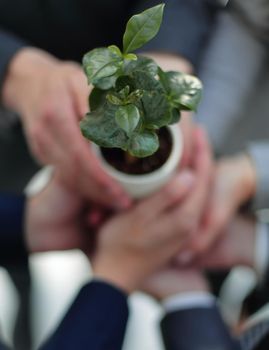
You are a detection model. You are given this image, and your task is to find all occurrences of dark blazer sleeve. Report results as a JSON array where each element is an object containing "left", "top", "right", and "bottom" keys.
[
  {"left": 132, "top": 0, "right": 219, "bottom": 69},
  {"left": 39, "top": 280, "right": 129, "bottom": 350},
  {"left": 0, "top": 193, "right": 28, "bottom": 266},
  {"left": 0, "top": 280, "right": 128, "bottom": 350},
  {"left": 0, "top": 29, "right": 26, "bottom": 99},
  {"left": 0, "top": 342, "right": 9, "bottom": 350},
  {"left": 161, "top": 305, "right": 242, "bottom": 350}
]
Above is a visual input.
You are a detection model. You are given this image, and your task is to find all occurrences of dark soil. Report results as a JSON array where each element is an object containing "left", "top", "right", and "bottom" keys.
[{"left": 101, "top": 127, "right": 172, "bottom": 175}]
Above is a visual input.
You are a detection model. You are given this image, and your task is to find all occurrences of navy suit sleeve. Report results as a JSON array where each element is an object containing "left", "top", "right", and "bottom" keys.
[
  {"left": 161, "top": 305, "right": 242, "bottom": 350},
  {"left": 0, "top": 341, "right": 9, "bottom": 350},
  {"left": 0, "top": 193, "right": 28, "bottom": 266},
  {"left": 39, "top": 280, "right": 129, "bottom": 350},
  {"left": 0, "top": 30, "right": 26, "bottom": 98},
  {"left": 132, "top": 0, "right": 219, "bottom": 69}
]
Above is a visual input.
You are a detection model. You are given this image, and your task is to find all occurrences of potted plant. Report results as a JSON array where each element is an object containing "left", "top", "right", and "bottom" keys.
[{"left": 80, "top": 4, "right": 202, "bottom": 198}]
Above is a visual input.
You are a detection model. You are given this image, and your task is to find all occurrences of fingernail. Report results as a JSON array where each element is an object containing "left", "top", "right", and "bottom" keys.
[{"left": 176, "top": 250, "right": 195, "bottom": 265}]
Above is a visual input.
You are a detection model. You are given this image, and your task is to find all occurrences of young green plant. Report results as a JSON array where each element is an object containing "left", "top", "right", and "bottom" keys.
[{"left": 80, "top": 3, "right": 202, "bottom": 158}]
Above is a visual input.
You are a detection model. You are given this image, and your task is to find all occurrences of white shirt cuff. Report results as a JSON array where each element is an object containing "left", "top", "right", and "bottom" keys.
[
  {"left": 163, "top": 291, "right": 216, "bottom": 314},
  {"left": 254, "top": 222, "right": 269, "bottom": 281}
]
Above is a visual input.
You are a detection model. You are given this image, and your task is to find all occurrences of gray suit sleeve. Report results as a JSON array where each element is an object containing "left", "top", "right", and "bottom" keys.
[
  {"left": 248, "top": 142, "right": 269, "bottom": 211},
  {"left": 0, "top": 30, "right": 26, "bottom": 99},
  {"left": 132, "top": 0, "right": 219, "bottom": 69}
]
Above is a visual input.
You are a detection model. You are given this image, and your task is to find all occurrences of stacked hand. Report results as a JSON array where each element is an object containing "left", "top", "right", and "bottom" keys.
[
  {"left": 24, "top": 124, "right": 215, "bottom": 294},
  {"left": 187, "top": 154, "right": 257, "bottom": 257},
  {"left": 12, "top": 48, "right": 259, "bottom": 296},
  {"left": 2, "top": 48, "right": 129, "bottom": 209}
]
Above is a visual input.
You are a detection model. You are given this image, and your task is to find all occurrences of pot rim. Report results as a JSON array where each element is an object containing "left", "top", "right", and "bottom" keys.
[{"left": 92, "top": 124, "right": 183, "bottom": 184}]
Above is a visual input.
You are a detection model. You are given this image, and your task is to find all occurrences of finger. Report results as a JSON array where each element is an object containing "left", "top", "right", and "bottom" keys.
[
  {"left": 173, "top": 127, "right": 213, "bottom": 231},
  {"left": 193, "top": 223, "right": 226, "bottom": 256},
  {"left": 46, "top": 95, "right": 130, "bottom": 207},
  {"left": 179, "top": 112, "right": 194, "bottom": 168},
  {"left": 69, "top": 70, "right": 90, "bottom": 118},
  {"left": 135, "top": 170, "right": 195, "bottom": 221},
  {"left": 25, "top": 124, "right": 63, "bottom": 166}
]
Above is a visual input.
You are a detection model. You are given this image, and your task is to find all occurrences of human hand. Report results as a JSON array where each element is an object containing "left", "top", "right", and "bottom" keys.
[
  {"left": 2, "top": 48, "right": 129, "bottom": 208},
  {"left": 143, "top": 268, "right": 209, "bottom": 301},
  {"left": 187, "top": 154, "right": 257, "bottom": 256},
  {"left": 91, "top": 170, "right": 196, "bottom": 294},
  {"left": 91, "top": 126, "right": 212, "bottom": 294},
  {"left": 25, "top": 172, "right": 90, "bottom": 253},
  {"left": 193, "top": 216, "right": 256, "bottom": 271},
  {"left": 174, "top": 126, "right": 213, "bottom": 245}
]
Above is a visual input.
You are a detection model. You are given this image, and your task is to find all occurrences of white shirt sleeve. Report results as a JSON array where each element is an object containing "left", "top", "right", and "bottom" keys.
[{"left": 163, "top": 291, "right": 216, "bottom": 314}]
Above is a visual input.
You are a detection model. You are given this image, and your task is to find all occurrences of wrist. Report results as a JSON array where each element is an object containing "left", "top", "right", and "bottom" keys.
[
  {"left": 92, "top": 256, "right": 143, "bottom": 295},
  {"left": 159, "top": 276, "right": 209, "bottom": 300}
]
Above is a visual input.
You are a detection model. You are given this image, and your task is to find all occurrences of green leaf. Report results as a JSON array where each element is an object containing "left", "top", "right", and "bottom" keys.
[
  {"left": 176, "top": 74, "right": 203, "bottom": 111},
  {"left": 80, "top": 104, "right": 128, "bottom": 149},
  {"left": 169, "top": 108, "right": 181, "bottom": 124},
  {"left": 83, "top": 48, "right": 123, "bottom": 86},
  {"left": 124, "top": 53, "right": 137, "bottom": 61},
  {"left": 94, "top": 75, "right": 118, "bottom": 90},
  {"left": 89, "top": 87, "right": 107, "bottom": 111},
  {"left": 128, "top": 131, "right": 159, "bottom": 157},
  {"left": 162, "top": 71, "right": 203, "bottom": 111},
  {"left": 106, "top": 94, "right": 123, "bottom": 105},
  {"left": 115, "top": 104, "right": 140, "bottom": 136},
  {"left": 158, "top": 67, "right": 171, "bottom": 93},
  {"left": 126, "top": 89, "right": 143, "bottom": 104},
  {"left": 108, "top": 45, "right": 122, "bottom": 57},
  {"left": 123, "top": 4, "right": 165, "bottom": 54},
  {"left": 131, "top": 70, "right": 163, "bottom": 93},
  {"left": 142, "top": 90, "right": 170, "bottom": 128},
  {"left": 124, "top": 56, "right": 158, "bottom": 77},
  {"left": 116, "top": 75, "right": 136, "bottom": 93},
  {"left": 118, "top": 86, "right": 130, "bottom": 99}
]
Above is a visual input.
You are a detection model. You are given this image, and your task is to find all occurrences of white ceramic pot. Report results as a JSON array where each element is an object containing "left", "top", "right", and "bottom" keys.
[{"left": 93, "top": 124, "right": 183, "bottom": 198}]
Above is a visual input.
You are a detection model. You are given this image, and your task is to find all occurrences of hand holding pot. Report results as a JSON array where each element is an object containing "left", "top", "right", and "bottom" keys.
[
  {"left": 2, "top": 47, "right": 129, "bottom": 208},
  {"left": 91, "top": 171, "right": 196, "bottom": 293},
  {"left": 187, "top": 154, "right": 257, "bottom": 257},
  {"left": 142, "top": 267, "right": 209, "bottom": 301},
  {"left": 25, "top": 172, "right": 89, "bottom": 253},
  {"left": 193, "top": 215, "right": 256, "bottom": 271}
]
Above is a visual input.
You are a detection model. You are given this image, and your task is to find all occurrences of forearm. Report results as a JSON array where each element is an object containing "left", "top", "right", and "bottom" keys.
[{"left": 39, "top": 280, "right": 129, "bottom": 350}]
